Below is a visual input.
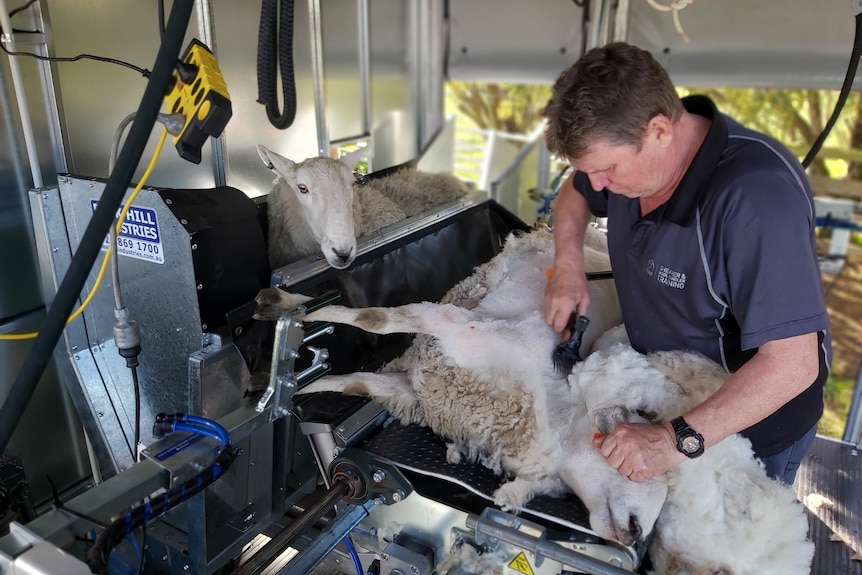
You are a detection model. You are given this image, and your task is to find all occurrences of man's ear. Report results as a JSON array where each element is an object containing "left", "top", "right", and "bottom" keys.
[
  {"left": 647, "top": 115, "right": 674, "bottom": 148},
  {"left": 257, "top": 145, "right": 296, "bottom": 178}
]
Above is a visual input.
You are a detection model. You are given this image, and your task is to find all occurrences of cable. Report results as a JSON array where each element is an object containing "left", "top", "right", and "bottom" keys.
[
  {"left": 0, "top": 42, "right": 152, "bottom": 77},
  {"left": 7, "top": 0, "right": 35, "bottom": 18},
  {"left": 802, "top": 13, "right": 862, "bottom": 169},
  {"left": 131, "top": 367, "right": 141, "bottom": 461},
  {"left": 0, "top": 129, "right": 168, "bottom": 342},
  {"left": 343, "top": 536, "right": 363, "bottom": 575},
  {"left": 0, "top": 0, "right": 195, "bottom": 458},
  {"left": 136, "top": 521, "right": 147, "bottom": 575},
  {"left": 256, "top": 0, "right": 297, "bottom": 129}
]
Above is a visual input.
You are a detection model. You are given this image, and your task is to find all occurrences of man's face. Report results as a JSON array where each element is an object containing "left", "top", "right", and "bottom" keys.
[
  {"left": 573, "top": 138, "right": 661, "bottom": 199},
  {"left": 572, "top": 117, "right": 673, "bottom": 200}
]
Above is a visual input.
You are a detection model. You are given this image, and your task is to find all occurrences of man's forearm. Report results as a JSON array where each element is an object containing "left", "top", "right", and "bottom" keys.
[
  {"left": 683, "top": 332, "right": 821, "bottom": 449},
  {"left": 553, "top": 174, "right": 592, "bottom": 272}
]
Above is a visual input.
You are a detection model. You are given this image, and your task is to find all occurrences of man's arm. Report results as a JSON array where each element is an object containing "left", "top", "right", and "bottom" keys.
[
  {"left": 596, "top": 331, "right": 821, "bottom": 482},
  {"left": 544, "top": 173, "right": 594, "bottom": 333}
]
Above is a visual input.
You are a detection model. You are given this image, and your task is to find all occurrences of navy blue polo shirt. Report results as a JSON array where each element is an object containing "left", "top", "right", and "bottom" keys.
[{"left": 574, "top": 95, "right": 831, "bottom": 457}]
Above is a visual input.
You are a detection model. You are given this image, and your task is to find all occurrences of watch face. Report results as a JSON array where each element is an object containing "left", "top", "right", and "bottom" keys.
[{"left": 682, "top": 436, "right": 701, "bottom": 453}]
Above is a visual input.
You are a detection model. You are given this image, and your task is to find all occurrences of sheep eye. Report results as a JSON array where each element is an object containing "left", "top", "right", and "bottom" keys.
[{"left": 298, "top": 184, "right": 309, "bottom": 194}]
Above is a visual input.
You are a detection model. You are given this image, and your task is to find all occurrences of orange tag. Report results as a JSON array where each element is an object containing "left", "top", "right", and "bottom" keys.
[
  {"left": 593, "top": 432, "right": 605, "bottom": 441},
  {"left": 546, "top": 267, "right": 554, "bottom": 279}
]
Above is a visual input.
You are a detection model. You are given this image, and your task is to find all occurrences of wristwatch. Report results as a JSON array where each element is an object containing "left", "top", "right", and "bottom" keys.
[{"left": 670, "top": 416, "right": 705, "bottom": 458}]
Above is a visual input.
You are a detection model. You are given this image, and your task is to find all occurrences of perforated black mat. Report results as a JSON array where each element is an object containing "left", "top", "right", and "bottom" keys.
[{"left": 362, "top": 422, "right": 595, "bottom": 535}]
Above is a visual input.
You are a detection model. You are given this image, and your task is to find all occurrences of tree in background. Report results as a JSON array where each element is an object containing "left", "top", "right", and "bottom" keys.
[
  {"left": 682, "top": 87, "right": 862, "bottom": 180},
  {"left": 447, "top": 81, "right": 551, "bottom": 138},
  {"left": 447, "top": 82, "right": 862, "bottom": 182}
]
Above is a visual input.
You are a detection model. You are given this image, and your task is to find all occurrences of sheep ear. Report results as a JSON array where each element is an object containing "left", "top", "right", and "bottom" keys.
[
  {"left": 257, "top": 145, "right": 295, "bottom": 177},
  {"left": 339, "top": 144, "right": 371, "bottom": 170}
]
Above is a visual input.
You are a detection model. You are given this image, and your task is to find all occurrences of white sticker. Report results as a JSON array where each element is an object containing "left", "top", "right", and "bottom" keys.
[{"left": 91, "top": 199, "right": 165, "bottom": 264}]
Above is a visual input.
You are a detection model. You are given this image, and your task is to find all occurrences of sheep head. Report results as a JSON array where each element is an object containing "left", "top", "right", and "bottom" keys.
[{"left": 257, "top": 145, "right": 369, "bottom": 269}]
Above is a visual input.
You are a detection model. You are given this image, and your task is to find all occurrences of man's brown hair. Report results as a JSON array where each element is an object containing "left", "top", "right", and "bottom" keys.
[{"left": 544, "top": 42, "right": 684, "bottom": 161}]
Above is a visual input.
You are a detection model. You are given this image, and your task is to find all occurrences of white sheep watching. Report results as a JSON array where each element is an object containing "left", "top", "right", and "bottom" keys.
[{"left": 257, "top": 145, "right": 469, "bottom": 270}]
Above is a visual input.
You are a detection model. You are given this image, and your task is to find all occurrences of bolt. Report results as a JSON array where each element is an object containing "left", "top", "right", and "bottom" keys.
[
  {"left": 197, "top": 283, "right": 203, "bottom": 290},
  {"left": 191, "top": 243, "right": 198, "bottom": 250},
  {"left": 202, "top": 323, "right": 208, "bottom": 330},
  {"left": 381, "top": 553, "right": 389, "bottom": 562},
  {"left": 411, "top": 566, "right": 419, "bottom": 574},
  {"left": 74, "top": 355, "right": 80, "bottom": 360},
  {"left": 183, "top": 566, "right": 189, "bottom": 571},
  {"left": 392, "top": 489, "right": 405, "bottom": 502},
  {"left": 162, "top": 555, "right": 168, "bottom": 561},
  {"left": 369, "top": 527, "right": 378, "bottom": 536},
  {"left": 52, "top": 247, "right": 58, "bottom": 253},
  {"left": 180, "top": 219, "right": 188, "bottom": 225},
  {"left": 372, "top": 470, "right": 386, "bottom": 483},
  {"left": 42, "top": 193, "right": 48, "bottom": 199},
  {"left": 165, "top": 198, "right": 173, "bottom": 205},
  {"left": 337, "top": 425, "right": 346, "bottom": 433},
  {"left": 97, "top": 411, "right": 104, "bottom": 418}
]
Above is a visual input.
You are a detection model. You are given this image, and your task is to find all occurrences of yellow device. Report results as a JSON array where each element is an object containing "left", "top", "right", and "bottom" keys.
[{"left": 164, "top": 39, "right": 232, "bottom": 164}]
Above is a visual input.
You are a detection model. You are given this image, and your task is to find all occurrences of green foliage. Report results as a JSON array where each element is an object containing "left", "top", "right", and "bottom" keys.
[
  {"left": 819, "top": 374, "right": 855, "bottom": 438},
  {"left": 446, "top": 82, "right": 552, "bottom": 135},
  {"left": 678, "top": 87, "right": 862, "bottom": 178}
]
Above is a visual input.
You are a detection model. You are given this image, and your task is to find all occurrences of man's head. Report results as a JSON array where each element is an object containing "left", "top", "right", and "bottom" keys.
[{"left": 544, "top": 42, "right": 684, "bottom": 165}]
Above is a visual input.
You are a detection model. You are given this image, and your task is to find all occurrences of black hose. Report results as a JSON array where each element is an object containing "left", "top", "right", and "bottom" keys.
[
  {"left": 87, "top": 444, "right": 239, "bottom": 574},
  {"left": 257, "top": 0, "right": 297, "bottom": 129},
  {"left": 0, "top": 0, "right": 195, "bottom": 457},
  {"left": 802, "top": 13, "right": 862, "bottom": 169}
]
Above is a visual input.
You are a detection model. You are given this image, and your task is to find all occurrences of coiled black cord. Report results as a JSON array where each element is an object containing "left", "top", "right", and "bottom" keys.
[{"left": 257, "top": 0, "right": 297, "bottom": 129}]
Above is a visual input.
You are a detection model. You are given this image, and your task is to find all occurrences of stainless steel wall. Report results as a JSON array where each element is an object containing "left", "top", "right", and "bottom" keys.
[{"left": 1, "top": 0, "right": 440, "bottom": 498}]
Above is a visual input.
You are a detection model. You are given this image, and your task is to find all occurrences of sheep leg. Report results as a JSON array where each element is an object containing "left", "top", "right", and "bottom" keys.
[
  {"left": 298, "top": 372, "right": 421, "bottom": 421},
  {"left": 305, "top": 302, "right": 474, "bottom": 336},
  {"left": 254, "top": 288, "right": 315, "bottom": 321}
]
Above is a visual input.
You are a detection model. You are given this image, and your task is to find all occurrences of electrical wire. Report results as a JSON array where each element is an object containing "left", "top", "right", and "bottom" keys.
[
  {"left": 0, "top": 129, "right": 168, "bottom": 342},
  {"left": 0, "top": 42, "right": 152, "bottom": 77},
  {"left": 131, "top": 366, "right": 141, "bottom": 461},
  {"left": 3, "top": 0, "right": 150, "bottom": 75},
  {"left": 802, "top": 13, "right": 862, "bottom": 169},
  {"left": 7, "top": 0, "right": 36, "bottom": 18}
]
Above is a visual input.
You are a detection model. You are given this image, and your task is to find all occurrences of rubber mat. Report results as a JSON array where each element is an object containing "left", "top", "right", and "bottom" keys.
[
  {"left": 795, "top": 435, "right": 862, "bottom": 574},
  {"left": 362, "top": 422, "right": 596, "bottom": 536}
]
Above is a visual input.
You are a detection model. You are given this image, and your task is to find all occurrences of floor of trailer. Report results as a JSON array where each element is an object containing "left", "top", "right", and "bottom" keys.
[{"left": 795, "top": 435, "right": 862, "bottom": 575}]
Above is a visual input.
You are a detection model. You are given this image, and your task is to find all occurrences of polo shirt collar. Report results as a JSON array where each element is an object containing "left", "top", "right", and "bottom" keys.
[{"left": 662, "top": 95, "right": 728, "bottom": 226}]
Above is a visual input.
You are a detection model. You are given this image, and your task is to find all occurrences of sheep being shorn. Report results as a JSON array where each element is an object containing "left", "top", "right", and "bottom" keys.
[
  {"left": 254, "top": 227, "right": 812, "bottom": 574},
  {"left": 573, "top": 327, "right": 814, "bottom": 575},
  {"left": 255, "top": 227, "right": 661, "bottom": 546},
  {"left": 257, "top": 145, "right": 469, "bottom": 270}
]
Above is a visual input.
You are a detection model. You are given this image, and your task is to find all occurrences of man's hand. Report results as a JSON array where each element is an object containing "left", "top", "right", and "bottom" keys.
[
  {"left": 544, "top": 266, "right": 591, "bottom": 333},
  {"left": 592, "top": 421, "right": 685, "bottom": 482}
]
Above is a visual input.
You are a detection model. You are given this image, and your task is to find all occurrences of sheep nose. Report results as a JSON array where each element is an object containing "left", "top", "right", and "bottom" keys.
[
  {"left": 333, "top": 248, "right": 352, "bottom": 263},
  {"left": 628, "top": 514, "right": 643, "bottom": 542}
]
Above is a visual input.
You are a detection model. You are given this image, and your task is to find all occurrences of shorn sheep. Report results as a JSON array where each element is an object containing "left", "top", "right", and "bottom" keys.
[
  {"left": 254, "top": 228, "right": 813, "bottom": 574},
  {"left": 257, "top": 145, "right": 470, "bottom": 269}
]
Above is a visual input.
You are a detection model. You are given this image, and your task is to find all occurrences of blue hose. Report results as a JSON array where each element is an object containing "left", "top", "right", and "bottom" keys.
[
  {"left": 172, "top": 421, "right": 226, "bottom": 445},
  {"left": 343, "top": 536, "right": 363, "bottom": 575},
  {"left": 182, "top": 414, "right": 230, "bottom": 445}
]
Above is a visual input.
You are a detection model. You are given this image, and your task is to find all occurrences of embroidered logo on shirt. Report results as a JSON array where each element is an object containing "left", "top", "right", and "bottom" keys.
[
  {"left": 655, "top": 264, "right": 687, "bottom": 290},
  {"left": 647, "top": 259, "right": 656, "bottom": 277}
]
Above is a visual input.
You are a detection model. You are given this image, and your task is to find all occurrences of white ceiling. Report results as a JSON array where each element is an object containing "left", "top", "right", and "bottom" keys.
[{"left": 447, "top": 0, "right": 859, "bottom": 89}]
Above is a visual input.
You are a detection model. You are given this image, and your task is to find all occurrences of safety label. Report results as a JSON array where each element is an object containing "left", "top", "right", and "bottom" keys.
[
  {"left": 507, "top": 551, "right": 534, "bottom": 575},
  {"left": 91, "top": 199, "right": 164, "bottom": 264}
]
